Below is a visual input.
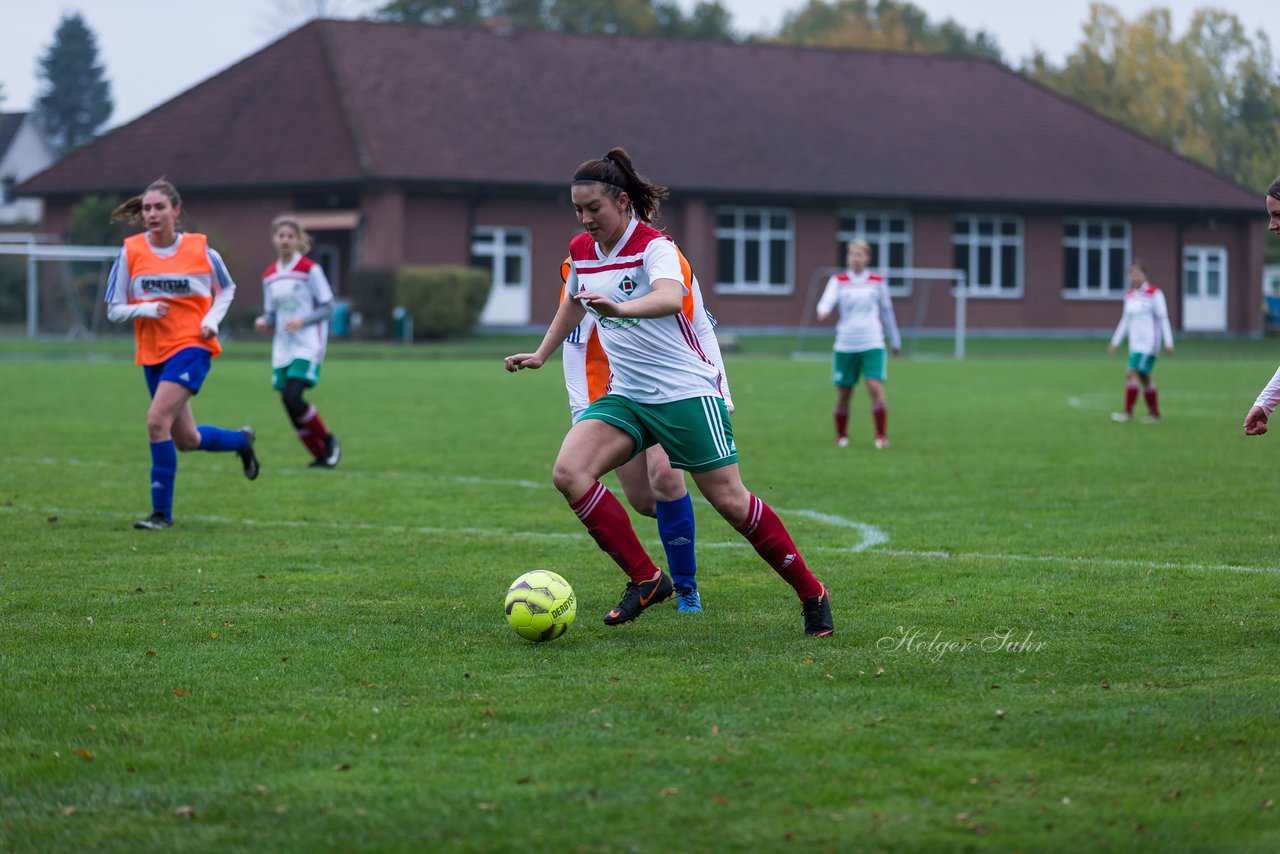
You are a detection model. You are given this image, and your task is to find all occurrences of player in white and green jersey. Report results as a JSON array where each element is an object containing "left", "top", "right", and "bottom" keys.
[
  {"left": 1108, "top": 260, "right": 1174, "bottom": 424},
  {"left": 816, "top": 239, "right": 902, "bottom": 448},
  {"left": 254, "top": 216, "right": 341, "bottom": 467},
  {"left": 505, "top": 147, "right": 832, "bottom": 637}
]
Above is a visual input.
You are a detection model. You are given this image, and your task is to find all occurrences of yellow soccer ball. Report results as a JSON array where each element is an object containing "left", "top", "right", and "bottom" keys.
[{"left": 504, "top": 570, "right": 576, "bottom": 642}]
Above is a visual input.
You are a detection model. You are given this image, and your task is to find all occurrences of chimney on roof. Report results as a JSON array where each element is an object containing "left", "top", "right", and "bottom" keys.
[{"left": 483, "top": 16, "right": 514, "bottom": 36}]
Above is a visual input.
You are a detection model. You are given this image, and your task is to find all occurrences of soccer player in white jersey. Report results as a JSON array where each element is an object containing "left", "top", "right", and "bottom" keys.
[
  {"left": 816, "top": 239, "right": 902, "bottom": 448},
  {"left": 254, "top": 216, "right": 341, "bottom": 467},
  {"left": 560, "top": 254, "right": 735, "bottom": 614},
  {"left": 506, "top": 148, "right": 832, "bottom": 636},
  {"left": 1108, "top": 260, "right": 1174, "bottom": 423},
  {"left": 1244, "top": 179, "right": 1280, "bottom": 437},
  {"left": 104, "top": 180, "right": 259, "bottom": 530}
]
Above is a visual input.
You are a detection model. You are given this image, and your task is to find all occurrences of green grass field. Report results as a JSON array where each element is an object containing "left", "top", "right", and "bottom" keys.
[{"left": 2, "top": 335, "right": 1279, "bottom": 852}]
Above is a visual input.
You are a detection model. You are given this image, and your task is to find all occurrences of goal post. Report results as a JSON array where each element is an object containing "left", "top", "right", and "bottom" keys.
[
  {"left": 0, "top": 237, "right": 120, "bottom": 345},
  {"left": 792, "top": 266, "right": 970, "bottom": 360}
]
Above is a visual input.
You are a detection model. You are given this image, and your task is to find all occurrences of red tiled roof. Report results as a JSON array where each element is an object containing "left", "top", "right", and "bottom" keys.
[{"left": 20, "top": 19, "right": 1261, "bottom": 213}]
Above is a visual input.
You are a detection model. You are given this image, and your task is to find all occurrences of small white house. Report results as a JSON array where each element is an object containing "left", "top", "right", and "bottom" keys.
[{"left": 0, "top": 113, "right": 57, "bottom": 226}]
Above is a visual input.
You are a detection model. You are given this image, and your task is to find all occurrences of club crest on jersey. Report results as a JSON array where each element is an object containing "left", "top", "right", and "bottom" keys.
[{"left": 618, "top": 276, "right": 636, "bottom": 295}]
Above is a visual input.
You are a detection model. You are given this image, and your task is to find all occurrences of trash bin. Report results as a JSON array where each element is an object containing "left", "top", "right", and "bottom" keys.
[
  {"left": 392, "top": 306, "right": 413, "bottom": 343},
  {"left": 330, "top": 299, "right": 351, "bottom": 338}
]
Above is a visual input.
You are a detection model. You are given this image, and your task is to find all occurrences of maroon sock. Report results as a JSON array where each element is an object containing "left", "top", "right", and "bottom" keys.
[
  {"left": 293, "top": 406, "right": 329, "bottom": 458},
  {"left": 1124, "top": 383, "right": 1139, "bottom": 414},
  {"left": 735, "top": 494, "right": 822, "bottom": 599},
  {"left": 569, "top": 482, "right": 660, "bottom": 584},
  {"left": 1144, "top": 386, "right": 1160, "bottom": 416},
  {"left": 872, "top": 403, "right": 887, "bottom": 439},
  {"left": 834, "top": 407, "right": 849, "bottom": 440}
]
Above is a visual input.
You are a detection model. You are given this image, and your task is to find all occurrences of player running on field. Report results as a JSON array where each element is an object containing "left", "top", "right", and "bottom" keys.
[
  {"left": 1108, "top": 260, "right": 1174, "bottom": 424},
  {"left": 105, "top": 179, "right": 259, "bottom": 530},
  {"left": 816, "top": 238, "right": 902, "bottom": 448},
  {"left": 254, "top": 215, "right": 341, "bottom": 468},
  {"left": 559, "top": 250, "right": 735, "bottom": 614},
  {"left": 1245, "top": 178, "right": 1280, "bottom": 437},
  {"left": 505, "top": 147, "right": 833, "bottom": 636}
]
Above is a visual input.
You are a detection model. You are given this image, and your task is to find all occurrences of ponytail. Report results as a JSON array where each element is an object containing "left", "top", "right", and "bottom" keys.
[
  {"left": 111, "top": 178, "right": 182, "bottom": 224},
  {"left": 571, "top": 147, "right": 669, "bottom": 225}
]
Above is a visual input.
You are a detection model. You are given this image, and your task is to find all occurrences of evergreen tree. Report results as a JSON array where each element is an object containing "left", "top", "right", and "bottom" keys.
[{"left": 35, "top": 13, "right": 114, "bottom": 155}]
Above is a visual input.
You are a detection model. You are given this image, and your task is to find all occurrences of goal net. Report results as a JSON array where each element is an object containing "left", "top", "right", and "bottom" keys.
[
  {"left": 791, "top": 266, "right": 971, "bottom": 360},
  {"left": 0, "top": 236, "right": 122, "bottom": 355}
]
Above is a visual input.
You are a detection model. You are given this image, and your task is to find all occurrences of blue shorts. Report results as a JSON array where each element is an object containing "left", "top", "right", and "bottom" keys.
[{"left": 143, "top": 347, "right": 213, "bottom": 398}]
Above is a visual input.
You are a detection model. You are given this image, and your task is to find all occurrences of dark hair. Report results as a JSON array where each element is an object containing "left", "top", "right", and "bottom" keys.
[
  {"left": 571, "top": 147, "right": 669, "bottom": 225},
  {"left": 1130, "top": 258, "right": 1147, "bottom": 276},
  {"left": 111, "top": 178, "right": 182, "bottom": 224},
  {"left": 1268, "top": 177, "right": 1280, "bottom": 202}
]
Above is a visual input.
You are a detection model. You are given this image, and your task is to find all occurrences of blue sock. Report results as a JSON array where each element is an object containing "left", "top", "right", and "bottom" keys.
[
  {"left": 656, "top": 493, "right": 697, "bottom": 589},
  {"left": 196, "top": 425, "right": 246, "bottom": 452},
  {"left": 149, "top": 440, "right": 177, "bottom": 519}
]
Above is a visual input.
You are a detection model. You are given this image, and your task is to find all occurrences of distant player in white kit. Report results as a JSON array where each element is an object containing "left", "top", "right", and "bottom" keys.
[
  {"left": 816, "top": 239, "right": 901, "bottom": 448},
  {"left": 254, "top": 215, "right": 341, "bottom": 467},
  {"left": 1244, "top": 179, "right": 1280, "bottom": 437},
  {"left": 1108, "top": 260, "right": 1174, "bottom": 424}
]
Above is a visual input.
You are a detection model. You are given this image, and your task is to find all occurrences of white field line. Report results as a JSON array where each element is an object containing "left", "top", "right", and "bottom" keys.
[{"left": 3, "top": 457, "right": 1276, "bottom": 575}]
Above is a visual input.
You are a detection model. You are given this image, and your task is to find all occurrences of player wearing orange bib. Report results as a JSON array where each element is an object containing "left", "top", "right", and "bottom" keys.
[
  {"left": 507, "top": 148, "right": 832, "bottom": 636},
  {"left": 559, "top": 252, "right": 735, "bottom": 613},
  {"left": 105, "top": 179, "right": 259, "bottom": 530}
]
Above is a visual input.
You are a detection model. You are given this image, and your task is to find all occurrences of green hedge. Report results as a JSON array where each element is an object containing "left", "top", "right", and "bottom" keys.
[
  {"left": 349, "top": 267, "right": 397, "bottom": 336},
  {"left": 394, "top": 264, "right": 490, "bottom": 340}
]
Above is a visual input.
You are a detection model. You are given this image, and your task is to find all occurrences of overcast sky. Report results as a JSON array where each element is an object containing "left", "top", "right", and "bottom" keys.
[{"left": 2, "top": 0, "right": 1278, "bottom": 127}]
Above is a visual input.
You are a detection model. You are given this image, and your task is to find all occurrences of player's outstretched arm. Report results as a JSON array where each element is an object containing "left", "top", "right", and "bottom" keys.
[
  {"left": 1244, "top": 405, "right": 1269, "bottom": 436},
  {"left": 505, "top": 294, "right": 585, "bottom": 373}
]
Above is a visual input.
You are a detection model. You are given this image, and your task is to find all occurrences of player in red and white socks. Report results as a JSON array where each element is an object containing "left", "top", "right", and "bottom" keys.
[
  {"left": 255, "top": 216, "right": 341, "bottom": 467},
  {"left": 506, "top": 148, "right": 832, "bottom": 636},
  {"left": 1108, "top": 261, "right": 1173, "bottom": 424},
  {"left": 1244, "top": 179, "right": 1280, "bottom": 438},
  {"left": 816, "top": 239, "right": 901, "bottom": 449}
]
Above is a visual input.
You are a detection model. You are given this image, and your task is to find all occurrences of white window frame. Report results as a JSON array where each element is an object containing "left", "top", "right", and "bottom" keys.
[
  {"left": 714, "top": 206, "right": 794, "bottom": 295},
  {"left": 952, "top": 214, "right": 1023, "bottom": 298},
  {"left": 836, "top": 209, "right": 914, "bottom": 296},
  {"left": 469, "top": 226, "right": 530, "bottom": 291},
  {"left": 1062, "top": 217, "right": 1130, "bottom": 299}
]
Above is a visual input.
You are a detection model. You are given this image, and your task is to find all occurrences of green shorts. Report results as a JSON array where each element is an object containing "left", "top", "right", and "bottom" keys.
[
  {"left": 1127, "top": 352, "right": 1157, "bottom": 375},
  {"left": 832, "top": 348, "right": 886, "bottom": 387},
  {"left": 579, "top": 394, "right": 737, "bottom": 473},
  {"left": 272, "top": 358, "right": 322, "bottom": 390}
]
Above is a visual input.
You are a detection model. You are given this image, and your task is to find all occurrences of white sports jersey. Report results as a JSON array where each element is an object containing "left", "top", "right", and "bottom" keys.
[
  {"left": 562, "top": 312, "right": 598, "bottom": 421},
  {"left": 565, "top": 218, "right": 724, "bottom": 405},
  {"left": 262, "top": 253, "right": 334, "bottom": 368},
  {"left": 1253, "top": 364, "right": 1280, "bottom": 415},
  {"left": 1110, "top": 283, "right": 1173, "bottom": 356},
  {"left": 816, "top": 269, "right": 902, "bottom": 353},
  {"left": 561, "top": 255, "right": 732, "bottom": 420}
]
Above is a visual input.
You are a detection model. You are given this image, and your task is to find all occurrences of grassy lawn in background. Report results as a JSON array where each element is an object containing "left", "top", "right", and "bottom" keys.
[{"left": 2, "top": 336, "right": 1278, "bottom": 851}]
